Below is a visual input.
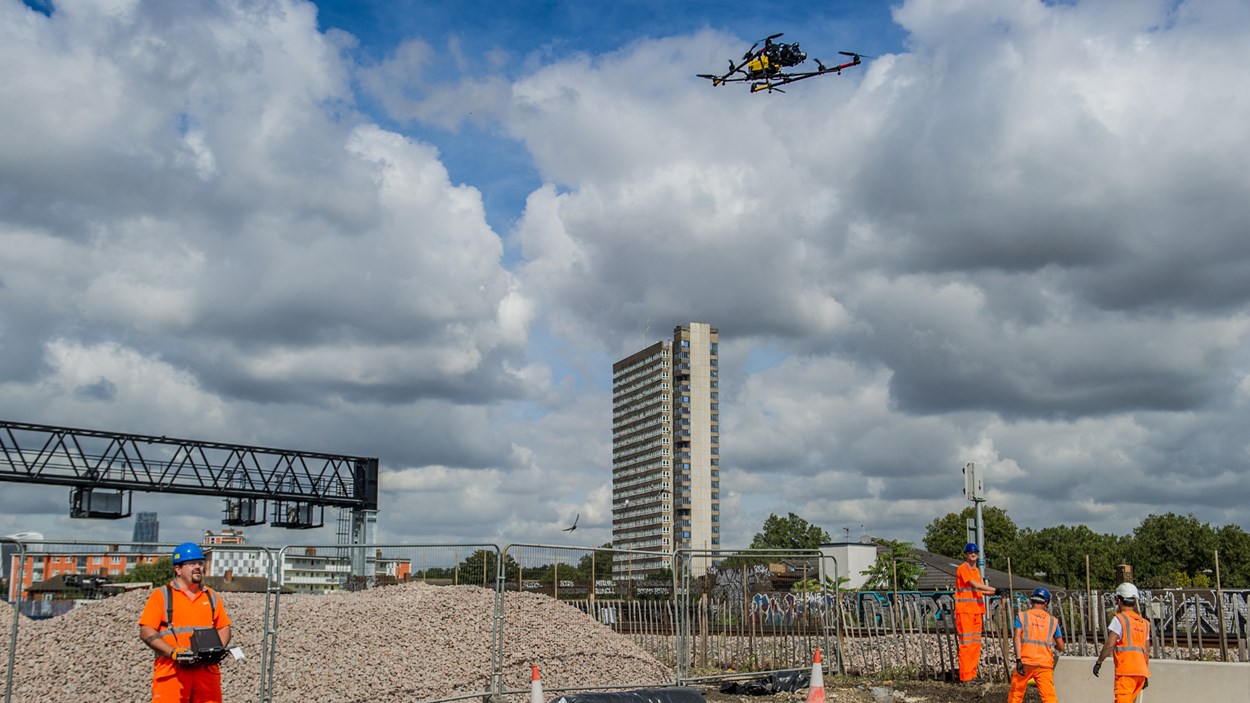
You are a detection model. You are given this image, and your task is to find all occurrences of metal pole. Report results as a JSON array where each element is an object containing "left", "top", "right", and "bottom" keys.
[
  {"left": 1005, "top": 557, "right": 1017, "bottom": 680},
  {"left": 4, "top": 540, "right": 26, "bottom": 703},
  {"left": 1216, "top": 549, "right": 1228, "bottom": 662}
]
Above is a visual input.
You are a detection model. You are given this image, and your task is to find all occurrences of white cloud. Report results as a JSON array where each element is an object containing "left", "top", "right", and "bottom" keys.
[{"left": 4, "top": 0, "right": 1250, "bottom": 552}]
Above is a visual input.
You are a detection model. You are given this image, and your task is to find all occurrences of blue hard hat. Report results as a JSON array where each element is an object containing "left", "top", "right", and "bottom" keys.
[
  {"left": 964, "top": 542, "right": 980, "bottom": 554},
  {"left": 1030, "top": 587, "right": 1052, "bottom": 603},
  {"left": 171, "top": 542, "right": 206, "bottom": 565}
]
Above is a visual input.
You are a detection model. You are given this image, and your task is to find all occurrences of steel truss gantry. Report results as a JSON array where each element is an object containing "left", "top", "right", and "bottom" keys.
[{"left": 0, "top": 420, "right": 378, "bottom": 534}]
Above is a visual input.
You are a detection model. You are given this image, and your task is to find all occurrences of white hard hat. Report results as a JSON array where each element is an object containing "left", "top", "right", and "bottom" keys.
[{"left": 1115, "top": 582, "right": 1139, "bottom": 601}]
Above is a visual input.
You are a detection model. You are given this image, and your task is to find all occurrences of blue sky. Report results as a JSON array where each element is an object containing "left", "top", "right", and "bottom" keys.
[
  {"left": 3, "top": 0, "right": 1250, "bottom": 555},
  {"left": 311, "top": 0, "right": 908, "bottom": 236}
]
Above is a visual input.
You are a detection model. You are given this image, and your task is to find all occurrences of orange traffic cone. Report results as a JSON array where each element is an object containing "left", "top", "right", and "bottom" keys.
[
  {"left": 806, "top": 648, "right": 826, "bottom": 703},
  {"left": 530, "top": 663, "right": 544, "bottom": 703}
]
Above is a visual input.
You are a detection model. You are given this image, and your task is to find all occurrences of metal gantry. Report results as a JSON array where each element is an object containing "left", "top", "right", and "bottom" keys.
[{"left": 0, "top": 420, "right": 378, "bottom": 527}]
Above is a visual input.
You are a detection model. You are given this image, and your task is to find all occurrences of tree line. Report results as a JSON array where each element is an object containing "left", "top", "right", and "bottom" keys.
[{"left": 923, "top": 507, "right": 1250, "bottom": 589}]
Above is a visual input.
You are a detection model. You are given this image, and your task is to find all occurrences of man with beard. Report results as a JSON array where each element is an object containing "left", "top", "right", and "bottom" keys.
[{"left": 138, "top": 542, "right": 233, "bottom": 702}]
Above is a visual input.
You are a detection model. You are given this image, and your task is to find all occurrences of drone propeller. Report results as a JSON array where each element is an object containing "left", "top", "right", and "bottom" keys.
[
  {"left": 838, "top": 51, "right": 875, "bottom": 59},
  {"left": 744, "top": 33, "right": 784, "bottom": 59}
]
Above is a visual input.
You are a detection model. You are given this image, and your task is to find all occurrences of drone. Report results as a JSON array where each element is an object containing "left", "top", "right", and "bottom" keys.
[{"left": 698, "top": 33, "right": 869, "bottom": 93}]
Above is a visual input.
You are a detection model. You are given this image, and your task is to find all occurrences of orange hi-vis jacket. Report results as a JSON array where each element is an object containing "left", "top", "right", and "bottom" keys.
[
  {"left": 1112, "top": 611, "right": 1150, "bottom": 677},
  {"left": 139, "top": 582, "right": 231, "bottom": 679},
  {"left": 954, "top": 563, "right": 985, "bottom": 615},
  {"left": 1017, "top": 609, "right": 1059, "bottom": 667}
]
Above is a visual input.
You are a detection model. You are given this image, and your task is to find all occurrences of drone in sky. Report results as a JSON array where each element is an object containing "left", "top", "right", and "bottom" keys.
[{"left": 698, "top": 33, "right": 869, "bottom": 93}]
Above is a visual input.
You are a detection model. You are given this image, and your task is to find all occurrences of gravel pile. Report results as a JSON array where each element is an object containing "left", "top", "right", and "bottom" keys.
[{"left": 0, "top": 583, "right": 671, "bottom": 703}]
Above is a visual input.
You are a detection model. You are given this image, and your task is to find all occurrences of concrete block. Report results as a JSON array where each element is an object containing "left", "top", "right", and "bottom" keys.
[{"left": 1055, "top": 656, "right": 1250, "bottom": 702}]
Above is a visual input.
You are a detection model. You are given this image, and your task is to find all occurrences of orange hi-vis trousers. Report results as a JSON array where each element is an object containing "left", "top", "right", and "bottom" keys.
[
  {"left": 1114, "top": 674, "right": 1147, "bottom": 703},
  {"left": 1008, "top": 664, "right": 1057, "bottom": 703},
  {"left": 151, "top": 666, "right": 222, "bottom": 703},
  {"left": 956, "top": 612, "right": 983, "bottom": 681}
]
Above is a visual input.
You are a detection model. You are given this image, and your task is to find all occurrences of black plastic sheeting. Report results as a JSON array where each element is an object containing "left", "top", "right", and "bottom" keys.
[
  {"left": 554, "top": 687, "right": 706, "bottom": 703},
  {"left": 717, "top": 669, "right": 810, "bottom": 696}
]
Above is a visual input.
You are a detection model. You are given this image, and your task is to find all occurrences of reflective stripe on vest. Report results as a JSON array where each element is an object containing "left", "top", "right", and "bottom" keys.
[
  {"left": 1018, "top": 609, "right": 1056, "bottom": 667},
  {"left": 954, "top": 564, "right": 983, "bottom": 611},
  {"left": 1113, "top": 612, "right": 1150, "bottom": 676},
  {"left": 154, "top": 583, "right": 219, "bottom": 656}
]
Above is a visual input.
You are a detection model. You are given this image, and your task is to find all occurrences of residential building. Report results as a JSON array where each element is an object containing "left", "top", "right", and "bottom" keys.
[
  {"left": 612, "top": 322, "right": 721, "bottom": 577},
  {"left": 200, "top": 531, "right": 411, "bottom": 594},
  {"left": 7, "top": 546, "right": 164, "bottom": 601},
  {"left": 131, "top": 512, "right": 159, "bottom": 549},
  {"left": 8, "top": 534, "right": 412, "bottom": 601}
]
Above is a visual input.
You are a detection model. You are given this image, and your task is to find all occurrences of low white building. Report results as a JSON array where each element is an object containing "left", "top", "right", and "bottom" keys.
[{"left": 818, "top": 541, "right": 878, "bottom": 589}]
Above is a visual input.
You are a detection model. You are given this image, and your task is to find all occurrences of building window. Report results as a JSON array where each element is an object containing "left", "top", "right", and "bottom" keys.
[
  {"left": 710, "top": 343, "right": 718, "bottom": 354},
  {"left": 711, "top": 459, "right": 719, "bottom": 466}
]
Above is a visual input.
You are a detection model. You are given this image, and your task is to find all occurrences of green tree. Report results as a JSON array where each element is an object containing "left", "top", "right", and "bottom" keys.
[
  {"left": 455, "top": 549, "right": 519, "bottom": 586},
  {"left": 1129, "top": 513, "right": 1218, "bottom": 587},
  {"left": 860, "top": 540, "right": 924, "bottom": 591},
  {"left": 1215, "top": 524, "right": 1250, "bottom": 588},
  {"left": 116, "top": 557, "right": 175, "bottom": 585},
  {"left": 576, "top": 544, "right": 614, "bottom": 580},
  {"left": 749, "top": 512, "right": 831, "bottom": 552},
  {"left": 792, "top": 575, "right": 849, "bottom": 592},
  {"left": 923, "top": 506, "right": 1019, "bottom": 570},
  {"left": 1012, "top": 525, "right": 1127, "bottom": 590}
]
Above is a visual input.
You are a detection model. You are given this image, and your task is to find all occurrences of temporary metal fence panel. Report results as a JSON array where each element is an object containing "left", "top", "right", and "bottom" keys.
[
  {"left": 2, "top": 538, "right": 23, "bottom": 703},
  {"left": 268, "top": 543, "right": 503, "bottom": 703},
  {"left": 8, "top": 538, "right": 1250, "bottom": 703},
  {"left": 496, "top": 543, "right": 678, "bottom": 700},
  {"left": 674, "top": 549, "right": 840, "bottom": 685},
  {"left": 0, "top": 539, "right": 277, "bottom": 703}
]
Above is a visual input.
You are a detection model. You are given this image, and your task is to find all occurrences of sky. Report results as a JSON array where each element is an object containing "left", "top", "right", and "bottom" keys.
[{"left": 2, "top": 0, "right": 1250, "bottom": 555}]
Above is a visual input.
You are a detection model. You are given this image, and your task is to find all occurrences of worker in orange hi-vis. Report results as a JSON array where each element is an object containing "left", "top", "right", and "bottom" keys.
[
  {"left": 138, "top": 542, "right": 233, "bottom": 703},
  {"left": 1093, "top": 583, "right": 1151, "bottom": 703},
  {"left": 1008, "top": 588, "right": 1065, "bottom": 703},
  {"left": 954, "top": 542, "right": 1002, "bottom": 685}
]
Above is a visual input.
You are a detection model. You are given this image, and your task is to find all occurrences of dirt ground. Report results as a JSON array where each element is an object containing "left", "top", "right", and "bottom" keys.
[{"left": 702, "top": 678, "right": 1039, "bottom": 703}]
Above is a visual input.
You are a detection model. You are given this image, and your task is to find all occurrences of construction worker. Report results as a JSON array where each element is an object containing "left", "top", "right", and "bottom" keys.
[
  {"left": 1093, "top": 582, "right": 1150, "bottom": 703},
  {"left": 954, "top": 542, "right": 1001, "bottom": 684},
  {"left": 1008, "top": 587, "right": 1064, "bottom": 703},
  {"left": 138, "top": 542, "right": 232, "bottom": 703}
]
